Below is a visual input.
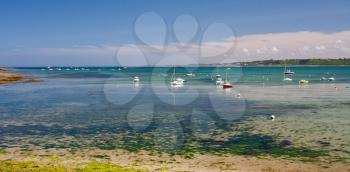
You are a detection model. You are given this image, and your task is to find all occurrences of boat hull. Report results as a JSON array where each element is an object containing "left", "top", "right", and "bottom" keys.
[{"left": 223, "top": 84, "right": 233, "bottom": 89}]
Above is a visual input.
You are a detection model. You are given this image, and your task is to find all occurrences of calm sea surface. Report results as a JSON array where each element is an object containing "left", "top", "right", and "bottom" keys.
[{"left": 0, "top": 66, "right": 349, "bottom": 160}]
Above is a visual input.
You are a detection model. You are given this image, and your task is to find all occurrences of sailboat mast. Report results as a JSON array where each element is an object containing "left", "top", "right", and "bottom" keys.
[{"left": 172, "top": 64, "right": 176, "bottom": 80}]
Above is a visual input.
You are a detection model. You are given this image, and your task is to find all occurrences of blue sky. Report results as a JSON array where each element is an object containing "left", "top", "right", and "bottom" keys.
[{"left": 0, "top": 0, "right": 350, "bottom": 66}]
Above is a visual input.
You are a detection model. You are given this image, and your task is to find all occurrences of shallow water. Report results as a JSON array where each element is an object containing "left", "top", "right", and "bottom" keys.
[{"left": 0, "top": 66, "right": 349, "bottom": 161}]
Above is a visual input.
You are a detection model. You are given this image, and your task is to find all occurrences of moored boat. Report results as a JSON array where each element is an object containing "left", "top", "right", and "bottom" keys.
[
  {"left": 299, "top": 79, "right": 309, "bottom": 84},
  {"left": 222, "top": 81, "right": 233, "bottom": 88},
  {"left": 133, "top": 76, "right": 140, "bottom": 82}
]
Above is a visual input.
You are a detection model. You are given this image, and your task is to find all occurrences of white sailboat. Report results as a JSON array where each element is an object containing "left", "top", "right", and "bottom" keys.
[
  {"left": 222, "top": 71, "right": 233, "bottom": 89},
  {"left": 170, "top": 65, "right": 185, "bottom": 86},
  {"left": 283, "top": 65, "right": 295, "bottom": 75},
  {"left": 215, "top": 65, "right": 222, "bottom": 79},
  {"left": 283, "top": 72, "right": 292, "bottom": 81},
  {"left": 213, "top": 65, "right": 224, "bottom": 85},
  {"left": 216, "top": 77, "right": 224, "bottom": 85}
]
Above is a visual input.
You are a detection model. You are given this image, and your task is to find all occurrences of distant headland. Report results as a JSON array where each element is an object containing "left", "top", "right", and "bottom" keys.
[
  {"left": 193, "top": 58, "right": 350, "bottom": 67},
  {"left": 239, "top": 58, "right": 350, "bottom": 66}
]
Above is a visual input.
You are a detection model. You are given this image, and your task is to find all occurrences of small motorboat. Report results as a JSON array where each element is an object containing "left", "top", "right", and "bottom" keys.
[
  {"left": 299, "top": 79, "right": 309, "bottom": 84},
  {"left": 186, "top": 73, "right": 195, "bottom": 77},
  {"left": 346, "top": 86, "right": 350, "bottom": 88},
  {"left": 133, "top": 76, "right": 140, "bottom": 82},
  {"left": 283, "top": 77, "right": 292, "bottom": 81},
  {"left": 328, "top": 77, "right": 335, "bottom": 81},
  {"left": 320, "top": 77, "right": 327, "bottom": 81}
]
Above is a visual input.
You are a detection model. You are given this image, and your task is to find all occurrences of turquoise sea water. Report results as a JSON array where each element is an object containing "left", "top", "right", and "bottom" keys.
[
  {"left": 12, "top": 66, "right": 350, "bottom": 85},
  {"left": 0, "top": 66, "right": 350, "bottom": 160}
]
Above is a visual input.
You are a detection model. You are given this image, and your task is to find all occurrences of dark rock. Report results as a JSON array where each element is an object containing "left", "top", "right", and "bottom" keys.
[
  {"left": 317, "top": 140, "right": 331, "bottom": 146},
  {"left": 280, "top": 139, "right": 292, "bottom": 147}
]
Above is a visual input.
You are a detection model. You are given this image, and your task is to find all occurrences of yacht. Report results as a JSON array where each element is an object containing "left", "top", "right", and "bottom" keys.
[
  {"left": 171, "top": 78, "right": 185, "bottom": 86},
  {"left": 170, "top": 65, "right": 185, "bottom": 86}
]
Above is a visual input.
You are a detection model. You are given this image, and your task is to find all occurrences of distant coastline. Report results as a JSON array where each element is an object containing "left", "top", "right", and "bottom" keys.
[
  {"left": 227, "top": 58, "right": 350, "bottom": 67},
  {"left": 5, "top": 58, "right": 350, "bottom": 68}
]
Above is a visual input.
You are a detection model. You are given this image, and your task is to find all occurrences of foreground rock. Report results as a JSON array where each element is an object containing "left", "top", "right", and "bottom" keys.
[
  {"left": 0, "top": 67, "right": 43, "bottom": 84},
  {"left": 0, "top": 73, "right": 23, "bottom": 84}
]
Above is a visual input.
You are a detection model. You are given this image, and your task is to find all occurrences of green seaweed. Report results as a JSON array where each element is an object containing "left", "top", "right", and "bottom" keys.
[
  {"left": 0, "top": 160, "right": 145, "bottom": 172},
  {"left": 95, "top": 132, "right": 327, "bottom": 159},
  {"left": 0, "top": 150, "right": 7, "bottom": 156}
]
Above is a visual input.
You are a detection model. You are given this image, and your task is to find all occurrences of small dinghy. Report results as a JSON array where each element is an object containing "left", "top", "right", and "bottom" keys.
[
  {"left": 222, "top": 81, "right": 233, "bottom": 89},
  {"left": 133, "top": 76, "right": 140, "bottom": 82},
  {"left": 299, "top": 79, "right": 309, "bottom": 84},
  {"left": 186, "top": 73, "right": 195, "bottom": 77},
  {"left": 283, "top": 77, "right": 292, "bottom": 81}
]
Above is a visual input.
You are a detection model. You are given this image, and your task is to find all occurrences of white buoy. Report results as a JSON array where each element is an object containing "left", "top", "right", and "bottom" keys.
[{"left": 270, "top": 115, "right": 276, "bottom": 121}]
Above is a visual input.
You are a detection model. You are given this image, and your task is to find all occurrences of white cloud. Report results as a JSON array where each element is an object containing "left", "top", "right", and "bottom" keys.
[
  {"left": 242, "top": 48, "right": 249, "bottom": 53},
  {"left": 2, "top": 30, "right": 350, "bottom": 66},
  {"left": 271, "top": 46, "right": 279, "bottom": 53}
]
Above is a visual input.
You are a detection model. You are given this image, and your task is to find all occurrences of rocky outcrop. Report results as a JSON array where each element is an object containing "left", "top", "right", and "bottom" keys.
[{"left": 0, "top": 73, "right": 23, "bottom": 84}]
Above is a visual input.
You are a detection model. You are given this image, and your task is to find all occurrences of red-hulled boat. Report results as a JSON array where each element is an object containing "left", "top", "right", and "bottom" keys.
[{"left": 222, "top": 81, "right": 233, "bottom": 89}]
